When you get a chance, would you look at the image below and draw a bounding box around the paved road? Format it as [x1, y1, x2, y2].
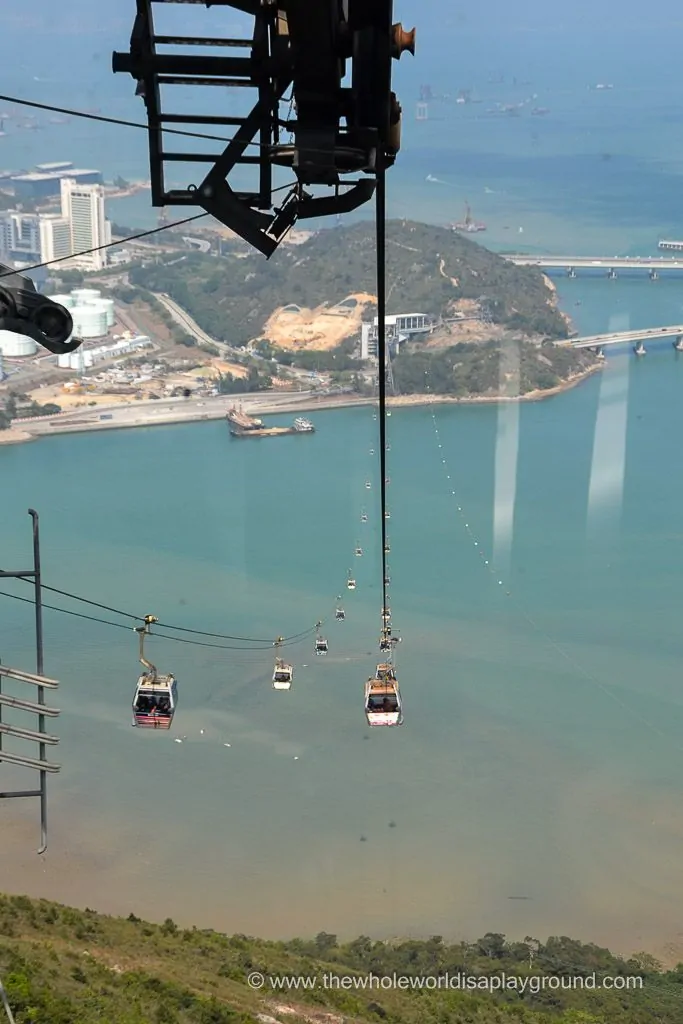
[20, 391, 374, 437]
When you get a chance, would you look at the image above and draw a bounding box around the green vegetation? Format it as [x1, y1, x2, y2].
[393, 339, 598, 398]
[128, 221, 569, 348]
[216, 366, 273, 394]
[1, 894, 682, 1023]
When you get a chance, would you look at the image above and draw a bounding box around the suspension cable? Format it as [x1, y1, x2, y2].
[375, 164, 389, 633]
[0, 572, 315, 645]
[0, 589, 308, 651]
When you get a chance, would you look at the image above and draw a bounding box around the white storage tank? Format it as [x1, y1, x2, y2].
[0, 329, 38, 357]
[48, 293, 75, 309]
[100, 297, 115, 327]
[72, 304, 108, 338]
[72, 289, 101, 305]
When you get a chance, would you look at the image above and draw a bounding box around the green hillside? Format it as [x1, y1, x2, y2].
[1, 893, 682, 1023]
[127, 221, 569, 348]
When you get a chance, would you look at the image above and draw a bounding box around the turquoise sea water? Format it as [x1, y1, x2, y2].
[3, 277, 683, 957]
[2, 4, 683, 959]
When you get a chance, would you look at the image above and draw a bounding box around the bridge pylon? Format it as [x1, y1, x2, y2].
[566, 267, 576, 278]
[650, 269, 659, 281]
[607, 268, 617, 279]
[634, 341, 646, 356]
[673, 336, 683, 352]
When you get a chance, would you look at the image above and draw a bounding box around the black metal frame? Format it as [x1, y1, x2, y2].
[0, 509, 61, 855]
[113, 0, 411, 256]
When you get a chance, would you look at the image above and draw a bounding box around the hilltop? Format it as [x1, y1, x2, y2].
[128, 220, 569, 351]
[1, 893, 682, 1023]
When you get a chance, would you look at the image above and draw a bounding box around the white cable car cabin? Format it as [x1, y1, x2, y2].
[361, 510, 368, 522]
[315, 635, 328, 655]
[365, 480, 372, 490]
[273, 657, 293, 690]
[365, 665, 403, 727]
[132, 617, 177, 730]
[347, 571, 356, 590]
[335, 599, 345, 620]
[355, 545, 363, 556]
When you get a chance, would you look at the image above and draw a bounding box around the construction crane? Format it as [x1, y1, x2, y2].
[112, 0, 415, 257]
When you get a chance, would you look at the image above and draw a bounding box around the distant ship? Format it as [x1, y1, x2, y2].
[452, 201, 486, 234]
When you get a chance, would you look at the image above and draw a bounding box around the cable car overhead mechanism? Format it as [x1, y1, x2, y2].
[132, 614, 178, 729]
[112, 0, 415, 257]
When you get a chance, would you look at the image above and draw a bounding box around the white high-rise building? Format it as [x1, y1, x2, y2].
[59, 178, 112, 271]
[39, 214, 72, 265]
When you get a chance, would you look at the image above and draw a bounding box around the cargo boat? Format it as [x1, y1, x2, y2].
[227, 405, 315, 438]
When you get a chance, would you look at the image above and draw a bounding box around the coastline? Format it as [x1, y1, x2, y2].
[0, 363, 602, 446]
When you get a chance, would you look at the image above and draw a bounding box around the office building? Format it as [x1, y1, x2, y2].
[60, 178, 112, 271]
[39, 214, 72, 265]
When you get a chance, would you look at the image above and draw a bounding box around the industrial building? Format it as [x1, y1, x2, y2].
[360, 312, 431, 359]
[56, 334, 152, 370]
[49, 288, 115, 339]
[10, 168, 103, 200]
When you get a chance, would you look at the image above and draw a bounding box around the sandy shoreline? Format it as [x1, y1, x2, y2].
[0, 364, 601, 446]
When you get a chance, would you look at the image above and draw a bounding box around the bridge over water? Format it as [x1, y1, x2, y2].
[504, 254, 683, 276]
[563, 325, 683, 351]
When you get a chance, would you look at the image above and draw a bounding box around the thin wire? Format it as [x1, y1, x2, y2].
[0, 92, 370, 162]
[0, 589, 307, 652]
[0, 213, 207, 279]
[375, 165, 389, 635]
[0, 177, 300, 279]
[0, 93, 254, 146]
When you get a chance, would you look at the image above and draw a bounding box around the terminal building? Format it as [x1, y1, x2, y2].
[360, 312, 431, 359]
[10, 167, 103, 201]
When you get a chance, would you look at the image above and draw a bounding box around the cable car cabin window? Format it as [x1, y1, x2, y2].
[367, 694, 399, 712]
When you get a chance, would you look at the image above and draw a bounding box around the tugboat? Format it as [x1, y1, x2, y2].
[293, 417, 315, 432]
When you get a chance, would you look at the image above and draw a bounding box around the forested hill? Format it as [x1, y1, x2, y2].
[1, 893, 682, 1023]
[129, 220, 568, 347]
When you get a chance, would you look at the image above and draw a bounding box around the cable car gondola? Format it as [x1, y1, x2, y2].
[335, 598, 346, 621]
[273, 658, 294, 689]
[273, 636, 293, 689]
[355, 545, 363, 557]
[315, 635, 328, 655]
[361, 510, 368, 522]
[365, 480, 372, 490]
[347, 570, 356, 590]
[132, 615, 178, 730]
[365, 663, 403, 727]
